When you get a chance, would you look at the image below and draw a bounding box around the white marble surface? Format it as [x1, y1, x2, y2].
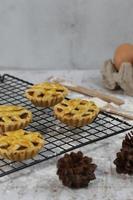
[0, 69, 133, 200]
[0, 1, 133, 69]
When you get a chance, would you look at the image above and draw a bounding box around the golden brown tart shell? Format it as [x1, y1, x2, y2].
[0, 105, 32, 134]
[0, 129, 45, 161]
[25, 82, 68, 107]
[54, 99, 100, 127]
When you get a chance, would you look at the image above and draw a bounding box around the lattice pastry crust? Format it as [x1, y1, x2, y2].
[25, 82, 68, 107]
[54, 99, 100, 127]
[0, 129, 45, 161]
[0, 105, 32, 133]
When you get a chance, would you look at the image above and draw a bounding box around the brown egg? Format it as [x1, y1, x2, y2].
[113, 43, 133, 71]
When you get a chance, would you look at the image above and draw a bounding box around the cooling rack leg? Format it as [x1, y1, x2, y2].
[0, 74, 4, 83]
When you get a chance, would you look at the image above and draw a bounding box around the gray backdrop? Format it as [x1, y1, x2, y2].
[0, 0, 132, 69]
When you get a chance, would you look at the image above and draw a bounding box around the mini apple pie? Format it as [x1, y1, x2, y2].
[25, 82, 68, 107]
[0, 129, 45, 161]
[54, 99, 100, 127]
[0, 105, 32, 133]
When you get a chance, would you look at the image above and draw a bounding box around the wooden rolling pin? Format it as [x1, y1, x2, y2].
[63, 85, 124, 106]
[101, 104, 133, 120]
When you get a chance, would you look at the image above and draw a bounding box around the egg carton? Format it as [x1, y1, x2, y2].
[101, 59, 133, 96]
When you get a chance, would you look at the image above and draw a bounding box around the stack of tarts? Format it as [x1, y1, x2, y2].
[0, 81, 100, 162]
[25, 81, 100, 127]
[0, 105, 45, 161]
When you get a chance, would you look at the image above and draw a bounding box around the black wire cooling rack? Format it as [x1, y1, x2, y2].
[0, 73, 132, 177]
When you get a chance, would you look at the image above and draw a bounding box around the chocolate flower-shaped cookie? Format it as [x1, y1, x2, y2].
[57, 151, 97, 188]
